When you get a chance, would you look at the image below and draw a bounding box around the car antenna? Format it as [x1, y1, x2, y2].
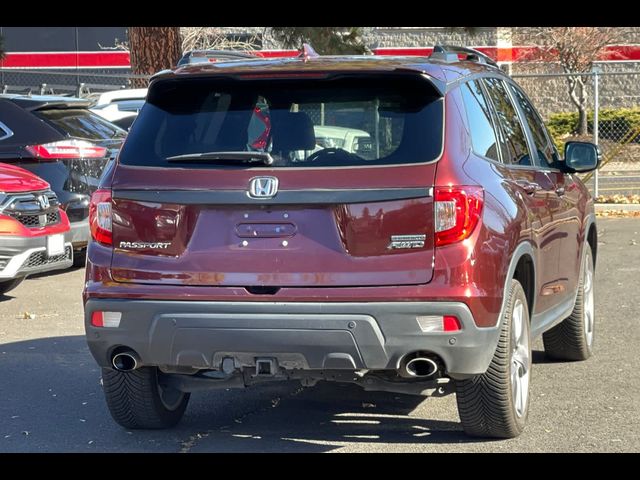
[299, 43, 320, 62]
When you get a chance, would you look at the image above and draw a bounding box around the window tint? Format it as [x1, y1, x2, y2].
[482, 78, 532, 166]
[461, 80, 500, 161]
[35, 109, 127, 141]
[119, 76, 444, 168]
[509, 84, 560, 167]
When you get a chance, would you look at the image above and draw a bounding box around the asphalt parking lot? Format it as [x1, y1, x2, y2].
[1, 217, 639, 453]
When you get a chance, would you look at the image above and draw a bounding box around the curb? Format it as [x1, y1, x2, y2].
[595, 203, 640, 211]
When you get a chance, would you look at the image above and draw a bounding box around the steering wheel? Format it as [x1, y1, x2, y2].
[307, 148, 350, 163]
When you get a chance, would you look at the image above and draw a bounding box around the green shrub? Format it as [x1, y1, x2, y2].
[545, 108, 640, 151]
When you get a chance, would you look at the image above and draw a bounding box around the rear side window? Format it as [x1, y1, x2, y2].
[508, 83, 560, 167]
[34, 109, 127, 141]
[460, 80, 500, 162]
[118, 75, 444, 168]
[482, 78, 532, 167]
[0, 121, 12, 141]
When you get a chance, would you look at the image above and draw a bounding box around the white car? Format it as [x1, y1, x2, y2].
[90, 88, 147, 130]
[313, 125, 374, 157]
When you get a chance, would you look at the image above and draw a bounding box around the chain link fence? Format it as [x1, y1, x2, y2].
[0, 69, 147, 98]
[3, 64, 640, 197]
[512, 66, 640, 198]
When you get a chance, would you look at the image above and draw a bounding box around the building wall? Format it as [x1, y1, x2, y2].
[511, 62, 640, 117]
[365, 27, 640, 117]
[2, 26, 638, 116]
[360, 27, 498, 48]
[218, 27, 640, 117]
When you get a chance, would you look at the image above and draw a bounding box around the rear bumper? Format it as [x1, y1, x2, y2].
[0, 234, 73, 279]
[84, 299, 502, 378]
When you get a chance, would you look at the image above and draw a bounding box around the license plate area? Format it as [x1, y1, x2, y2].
[46, 234, 65, 257]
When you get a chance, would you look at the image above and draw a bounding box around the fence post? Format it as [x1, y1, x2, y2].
[592, 66, 600, 198]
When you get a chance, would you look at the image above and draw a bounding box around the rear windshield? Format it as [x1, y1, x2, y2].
[119, 75, 443, 168]
[35, 108, 127, 141]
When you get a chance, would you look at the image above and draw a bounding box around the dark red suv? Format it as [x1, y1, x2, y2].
[83, 46, 599, 438]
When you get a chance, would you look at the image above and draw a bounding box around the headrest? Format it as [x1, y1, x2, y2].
[270, 111, 316, 152]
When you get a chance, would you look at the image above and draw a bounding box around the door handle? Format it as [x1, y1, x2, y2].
[555, 187, 565, 196]
[513, 180, 540, 195]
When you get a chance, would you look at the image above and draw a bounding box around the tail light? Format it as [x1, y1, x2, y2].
[435, 186, 484, 247]
[89, 189, 112, 245]
[26, 140, 107, 159]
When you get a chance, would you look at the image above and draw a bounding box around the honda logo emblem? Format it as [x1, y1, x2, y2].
[248, 177, 278, 199]
[38, 195, 50, 210]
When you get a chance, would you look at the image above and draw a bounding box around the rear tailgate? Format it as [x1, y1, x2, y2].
[110, 165, 437, 287]
[108, 72, 443, 288]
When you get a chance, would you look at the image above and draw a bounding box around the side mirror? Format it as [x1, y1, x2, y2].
[564, 141, 601, 173]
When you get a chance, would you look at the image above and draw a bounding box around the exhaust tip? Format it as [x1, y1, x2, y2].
[112, 351, 139, 372]
[405, 357, 438, 378]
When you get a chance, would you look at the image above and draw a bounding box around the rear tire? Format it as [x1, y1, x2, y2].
[456, 279, 531, 438]
[102, 366, 190, 429]
[543, 243, 595, 361]
[0, 277, 25, 296]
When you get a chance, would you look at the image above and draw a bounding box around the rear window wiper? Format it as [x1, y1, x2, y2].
[166, 151, 274, 165]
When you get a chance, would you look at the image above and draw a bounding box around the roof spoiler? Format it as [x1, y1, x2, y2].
[18, 99, 93, 112]
[430, 45, 499, 68]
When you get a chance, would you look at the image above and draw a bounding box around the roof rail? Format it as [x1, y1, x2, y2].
[430, 45, 499, 68]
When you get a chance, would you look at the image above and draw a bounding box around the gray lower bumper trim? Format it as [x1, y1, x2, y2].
[85, 300, 501, 377]
[0, 243, 73, 279]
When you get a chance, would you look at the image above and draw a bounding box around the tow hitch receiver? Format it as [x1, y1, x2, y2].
[255, 357, 278, 376]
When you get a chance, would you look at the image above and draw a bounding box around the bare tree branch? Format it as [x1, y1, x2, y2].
[523, 27, 630, 134]
[180, 27, 260, 52]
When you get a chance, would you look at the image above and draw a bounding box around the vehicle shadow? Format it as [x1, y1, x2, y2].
[532, 349, 560, 364]
[182, 381, 483, 452]
[24, 265, 85, 280]
[0, 335, 496, 452]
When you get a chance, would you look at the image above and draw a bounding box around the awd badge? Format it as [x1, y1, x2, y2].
[387, 234, 426, 250]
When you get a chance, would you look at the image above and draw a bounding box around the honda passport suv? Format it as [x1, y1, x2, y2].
[83, 46, 599, 438]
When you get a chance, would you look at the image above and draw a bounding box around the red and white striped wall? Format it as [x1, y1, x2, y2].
[1, 45, 640, 69]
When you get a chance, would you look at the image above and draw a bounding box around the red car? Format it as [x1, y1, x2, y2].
[0, 162, 72, 295]
[84, 46, 599, 438]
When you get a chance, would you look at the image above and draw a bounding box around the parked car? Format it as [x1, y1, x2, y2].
[0, 162, 72, 295]
[313, 125, 374, 158]
[0, 95, 126, 266]
[83, 46, 599, 438]
[177, 49, 258, 67]
[90, 88, 147, 131]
